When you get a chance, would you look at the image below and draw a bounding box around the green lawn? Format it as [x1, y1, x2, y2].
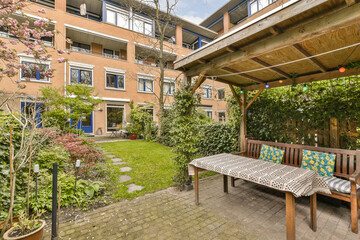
[98, 140, 176, 199]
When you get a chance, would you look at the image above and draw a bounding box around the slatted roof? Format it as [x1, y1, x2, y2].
[174, 0, 360, 91]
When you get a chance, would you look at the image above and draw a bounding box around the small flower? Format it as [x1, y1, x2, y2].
[38, 8, 46, 14]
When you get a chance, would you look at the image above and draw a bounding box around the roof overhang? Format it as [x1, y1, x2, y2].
[175, 0, 360, 91]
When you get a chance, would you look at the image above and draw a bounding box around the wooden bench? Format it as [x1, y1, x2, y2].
[231, 139, 360, 233]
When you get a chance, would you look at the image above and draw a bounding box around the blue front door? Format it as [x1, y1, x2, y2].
[77, 112, 93, 133]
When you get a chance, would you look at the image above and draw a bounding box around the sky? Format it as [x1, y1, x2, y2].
[173, 0, 228, 25]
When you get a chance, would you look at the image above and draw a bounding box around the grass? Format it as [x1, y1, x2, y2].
[98, 140, 176, 199]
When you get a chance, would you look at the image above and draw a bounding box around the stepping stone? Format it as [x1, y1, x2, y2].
[106, 155, 116, 158]
[119, 175, 132, 183]
[111, 158, 123, 162]
[112, 162, 126, 165]
[127, 183, 143, 193]
[120, 167, 132, 172]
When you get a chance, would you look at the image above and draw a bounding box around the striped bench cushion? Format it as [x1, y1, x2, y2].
[323, 177, 360, 194]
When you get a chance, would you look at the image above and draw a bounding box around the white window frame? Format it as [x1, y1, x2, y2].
[217, 111, 226, 122]
[19, 56, 51, 83]
[137, 73, 154, 93]
[163, 78, 176, 95]
[68, 62, 94, 87]
[138, 103, 154, 121]
[249, 0, 276, 15]
[104, 67, 126, 91]
[217, 87, 225, 100]
[202, 85, 213, 99]
[105, 103, 125, 133]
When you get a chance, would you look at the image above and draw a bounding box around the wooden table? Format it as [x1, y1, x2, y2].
[189, 154, 331, 240]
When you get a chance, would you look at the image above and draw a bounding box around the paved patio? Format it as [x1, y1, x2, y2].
[45, 175, 359, 240]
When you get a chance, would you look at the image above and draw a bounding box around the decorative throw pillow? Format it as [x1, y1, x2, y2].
[301, 150, 336, 177]
[259, 144, 284, 164]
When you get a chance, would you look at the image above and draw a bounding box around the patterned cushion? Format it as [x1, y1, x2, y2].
[301, 150, 335, 177]
[323, 177, 360, 194]
[259, 144, 284, 164]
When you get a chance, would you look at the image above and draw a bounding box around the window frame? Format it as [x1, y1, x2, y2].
[106, 104, 125, 133]
[249, 0, 276, 15]
[105, 71, 126, 91]
[218, 111, 226, 122]
[217, 88, 225, 100]
[206, 110, 213, 119]
[202, 85, 213, 99]
[163, 80, 176, 95]
[20, 59, 50, 83]
[137, 75, 154, 93]
[70, 67, 93, 86]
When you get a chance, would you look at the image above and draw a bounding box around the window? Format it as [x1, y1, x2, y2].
[163, 81, 175, 95]
[106, 10, 116, 24]
[145, 107, 154, 120]
[206, 111, 213, 119]
[106, 73, 125, 90]
[21, 61, 50, 82]
[71, 42, 91, 53]
[133, 17, 153, 36]
[144, 23, 153, 36]
[133, 19, 144, 33]
[217, 89, 225, 100]
[70, 68, 92, 85]
[163, 108, 171, 117]
[249, 0, 276, 15]
[21, 102, 44, 127]
[138, 77, 153, 93]
[202, 86, 212, 99]
[107, 105, 124, 132]
[117, 12, 129, 29]
[218, 112, 226, 122]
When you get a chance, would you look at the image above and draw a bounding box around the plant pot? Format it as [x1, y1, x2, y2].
[3, 220, 46, 240]
[0, 217, 19, 233]
[129, 134, 137, 140]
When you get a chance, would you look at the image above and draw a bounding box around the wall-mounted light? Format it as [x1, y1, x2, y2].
[97, 108, 103, 112]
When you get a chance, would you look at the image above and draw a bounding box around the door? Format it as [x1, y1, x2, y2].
[77, 112, 93, 133]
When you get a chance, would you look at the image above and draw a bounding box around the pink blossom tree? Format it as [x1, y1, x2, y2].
[0, 0, 68, 107]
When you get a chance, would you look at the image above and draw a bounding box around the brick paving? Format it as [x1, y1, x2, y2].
[45, 175, 359, 240]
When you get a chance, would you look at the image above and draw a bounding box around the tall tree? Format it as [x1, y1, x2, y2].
[125, 0, 180, 137]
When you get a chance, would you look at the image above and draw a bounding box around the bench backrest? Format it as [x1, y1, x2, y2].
[244, 139, 360, 180]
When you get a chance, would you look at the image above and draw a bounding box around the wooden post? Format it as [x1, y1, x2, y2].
[223, 175, 228, 193]
[350, 182, 358, 233]
[194, 166, 199, 205]
[286, 192, 295, 240]
[240, 91, 247, 152]
[310, 193, 317, 232]
[330, 118, 340, 148]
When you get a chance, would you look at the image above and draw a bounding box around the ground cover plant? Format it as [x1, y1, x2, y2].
[98, 140, 176, 199]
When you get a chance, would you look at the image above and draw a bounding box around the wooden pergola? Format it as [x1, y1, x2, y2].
[174, 0, 360, 152]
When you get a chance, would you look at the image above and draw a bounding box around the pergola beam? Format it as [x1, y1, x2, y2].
[243, 67, 360, 91]
[246, 89, 264, 110]
[346, 0, 356, 6]
[182, 2, 360, 77]
[191, 71, 207, 94]
[229, 84, 243, 107]
[291, 44, 328, 72]
[251, 57, 291, 79]
[222, 67, 264, 83]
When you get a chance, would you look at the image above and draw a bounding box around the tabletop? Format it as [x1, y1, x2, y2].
[189, 153, 331, 198]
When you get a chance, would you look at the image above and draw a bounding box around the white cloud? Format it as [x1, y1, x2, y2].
[180, 15, 203, 24]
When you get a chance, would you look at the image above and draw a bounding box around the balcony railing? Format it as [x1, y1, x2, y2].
[135, 58, 174, 70]
[70, 46, 91, 54]
[69, 47, 127, 61]
[0, 31, 53, 46]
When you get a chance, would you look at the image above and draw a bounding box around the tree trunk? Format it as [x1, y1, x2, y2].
[157, 33, 165, 137]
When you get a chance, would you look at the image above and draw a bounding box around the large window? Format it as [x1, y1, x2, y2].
[21, 61, 50, 82]
[163, 81, 175, 95]
[249, 0, 277, 15]
[133, 17, 153, 36]
[70, 68, 92, 85]
[206, 110, 213, 119]
[106, 73, 125, 90]
[138, 77, 153, 93]
[107, 105, 124, 132]
[217, 88, 225, 100]
[117, 12, 129, 28]
[103, 48, 120, 59]
[21, 102, 45, 127]
[202, 86, 212, 99]
[106, 10, 116, 24]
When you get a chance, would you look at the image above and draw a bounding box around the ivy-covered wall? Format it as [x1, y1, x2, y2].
[235, 77, 360, 149]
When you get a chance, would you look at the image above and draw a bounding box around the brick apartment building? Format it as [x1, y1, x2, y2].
[0, 0, 284, 135]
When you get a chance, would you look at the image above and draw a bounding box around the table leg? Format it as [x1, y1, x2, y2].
[310, 193, 317, 232]
[194, 166, 199, 205]
[223, 175, 228, 193]
[286, 192, 295, 240]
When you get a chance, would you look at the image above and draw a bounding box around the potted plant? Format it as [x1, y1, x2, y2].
[3, 211, 46, 240]
[125, 122, 142, 140]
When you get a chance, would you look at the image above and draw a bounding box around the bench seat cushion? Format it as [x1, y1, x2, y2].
[323, 177, 360, 194]
[301, 150, 335, 177]
[259, 144, 284, 164]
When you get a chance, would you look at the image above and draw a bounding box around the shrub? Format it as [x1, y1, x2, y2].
[34, 145, 70, 172]
[197, 123, 239, 156]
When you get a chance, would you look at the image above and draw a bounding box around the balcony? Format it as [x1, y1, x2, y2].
[30, 0, 54, 8]
[66, 0, 102, 22]
[135, 44, 176, 70]
[66, 27, 128, 61]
